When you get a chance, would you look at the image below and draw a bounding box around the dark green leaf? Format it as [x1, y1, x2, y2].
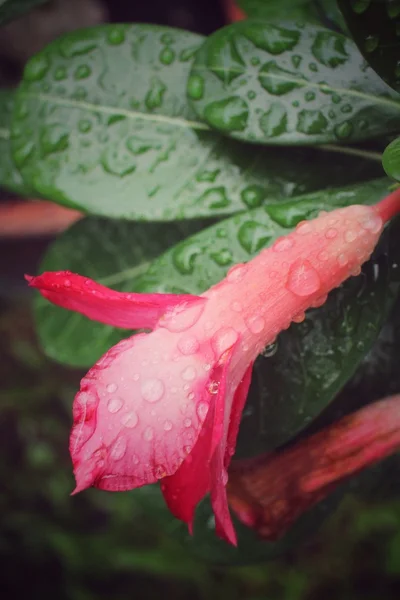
[188, 20, 400, 145]
[382, 137, 400, 180]
[34, 218, 208, 366]
[338, 0, 400, 93]
[0, 0, 47, 26]
[11, 24, 382, 220]
[236, 0, 320, 21]
[0, 89, 33, 194]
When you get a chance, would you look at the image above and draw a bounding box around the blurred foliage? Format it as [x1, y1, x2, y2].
[1, 298, 400, 598]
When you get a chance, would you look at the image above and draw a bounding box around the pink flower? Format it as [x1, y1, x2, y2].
[228, 394, 400, 540]
[27, 190, 400, 545]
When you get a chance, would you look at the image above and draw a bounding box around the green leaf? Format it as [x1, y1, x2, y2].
[382, 137, 400, 180]
[11, 24, 382, 221]
[34, 218, 209, 366]
[0, 0, 47, 26]
[188, 20, 400, 145]
[338, 0, 400, 93]
[236, 0, 320, 21]
[0, 89, 33, 195]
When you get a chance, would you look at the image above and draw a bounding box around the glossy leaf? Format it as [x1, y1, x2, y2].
[188, 20, 400, 145]
[0, 89, 32, 195]
[0, 0, 47, 26]
[382, 137, 400, 180]
[236, 0, 320, 21]
[34, 218, 208, 366]
[338, 0, 400, 93]
[35, 178, 400, 456]
[11, 24, 383, 221]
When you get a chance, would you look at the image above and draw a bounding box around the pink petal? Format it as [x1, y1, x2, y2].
[26, 271, 204, 330]
[160, 356, 230, 531]
[70, 328, 215, 493]
[224, 362, 253, 468]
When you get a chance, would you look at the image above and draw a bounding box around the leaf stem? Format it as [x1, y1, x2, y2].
[319, 144, 383, 163]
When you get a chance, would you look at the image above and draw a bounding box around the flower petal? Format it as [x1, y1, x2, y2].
[70, 328, 214, 493]
[26, 271, 204, 330]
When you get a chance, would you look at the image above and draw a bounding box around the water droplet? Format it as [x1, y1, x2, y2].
[311, 294, 327, 308]
[196, 187, 230, 210]
[172, 241, 201, 275]
[54, 66, 67, 81]
[338, 253, 348, 267]
[309, 62, 318, 72]
[311, 31, 349, 68]
[222, 470, 229, 485]
[286, 260, 321, 297]
[184, 418, 192, 428]
[292, 54, 302, 68]
[325, 228, 338, 239]
[107, 396, 123, 414]
[305, 91, 315, 101]
[340, 103, 352, 113]
[64, 279, 71, 287]
[261, 340, 278, 357]
[121, 411, 139, 428]
[107, 27, 125, 45]
[246, 316, 265, 334]
[292, 312, 305, 323]
[187, 74, 204, 100]
[197, 402, 208, 422]
[74, 64, 91, 80]
[238, 221, 272, 253]
[259, 103, 287, 137]
[251, 56, 260, 66]
[110, 437, 127, 461]
[365, 34, 379, 53]
[159, 46, 175, 65]
[78, 119, 92, 133]
[245, 23, 300, 54]
[145, 76, 166, 109]
[160, 301, 204, 333]
[164, 420, 173, 431]
[247, 90, 256, 100]
[259, 61, 304, 95]
[184, 445, 192, 455]
[210, 248, 233, 266]
[196, 169, 219, 183]
[141, 379, 164, 403]
[273, 237, 294, 252]
[208, 381, 219, 395]
[154, 464, 167, 479]
[25, 53, 50, 82]
[178, 336, 199, 356]
[241, 185, 265, 209]
[143, 426, 154, 441]
[212, 327, 238, 354]
[182, 366, 196, 381]
[231, 301, 242, 312]
[204, 97, 249, 131]
[296, 221, 312, 235]
[334, 121, 353, 139]
[227, 264, 247, 283]
[296, 109, 328, 135]
[107, 383, 118, 393]
[317, 250, 329, 262]
[360, 214, 382, 233]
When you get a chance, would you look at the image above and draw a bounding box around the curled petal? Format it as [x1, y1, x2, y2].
[26, 271, 204, 330]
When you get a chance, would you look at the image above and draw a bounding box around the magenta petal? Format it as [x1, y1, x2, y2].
[224, 363, 253, 468]
[26, 271, 204, 330]
[160, 355, 231, 530]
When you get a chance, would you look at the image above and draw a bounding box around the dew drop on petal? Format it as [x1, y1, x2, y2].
[178, 335, 199, 355]
[338, 253, 348, 267]
[184, 418, 192, 428]
[227, 263, 247, 283]
[164, 420, 173, 431]
[212, 327, 238, 354]
[286, 260, 321, 297]
[181, 366, 197, 381]
[292, 311, 305, 323]
[197, 401, 208, 421]
[154, 464, 167, 479]
[360, 214, 382, 234]
[273, 237, 294, 252]
[110, 437, 127, 461]
[261, 340, 278, 357]
[143, 426, 154, 441]
[311, 294, 327, 308]
[141, 378, 164, 403]
[246, 316, 265, 334]
[121, 411, 139, 429]
[64, 279, 71, 287]
[344, 230, 357, 243]
[317, 250, 329, 262]
[325, 228, 338, 239]
[107, 396, 124, 414]
[296, 221, 312, 235]
[184, 445, 192, 455]
[107, 383, 118, 393]
[208, 381, 219, 395]
[222, 469, 229, 485]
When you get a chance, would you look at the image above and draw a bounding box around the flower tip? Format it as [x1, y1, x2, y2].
[375, 187, 400, 223]
[24, 274, 34, 285]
